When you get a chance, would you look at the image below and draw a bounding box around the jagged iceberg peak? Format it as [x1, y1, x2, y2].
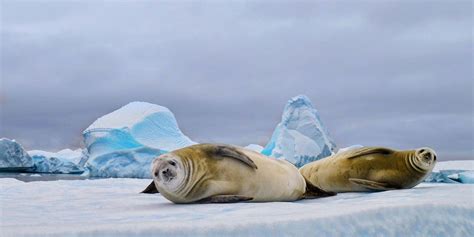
[0, 138, 34, 171]
[83, 101, 196, 178]
[262, 95, 336, 167]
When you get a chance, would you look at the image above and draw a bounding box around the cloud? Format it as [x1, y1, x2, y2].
[1, 1, 472, 160]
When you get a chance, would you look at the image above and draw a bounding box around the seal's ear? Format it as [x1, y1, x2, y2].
[344, 147, 395, 159]
[208, 144, 257, 169]
[141, 181, 159, 194]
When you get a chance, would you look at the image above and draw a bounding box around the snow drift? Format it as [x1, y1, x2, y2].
[83, 101, 196, 178]
[261, 95, 336, 167]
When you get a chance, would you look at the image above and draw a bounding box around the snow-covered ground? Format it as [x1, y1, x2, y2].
[1, 178, 472, 237]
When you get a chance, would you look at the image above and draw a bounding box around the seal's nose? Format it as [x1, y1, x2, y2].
[160, 167, 176, 182]
[416, 147, 437, 162]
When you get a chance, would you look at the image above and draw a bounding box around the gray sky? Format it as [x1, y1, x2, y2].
[1, 1, 472, 161]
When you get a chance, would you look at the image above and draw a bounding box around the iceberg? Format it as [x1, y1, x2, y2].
[458, 171, 474, 183]
[27, 149, 85, 174]
[245, 144, 264, 153]
[83, 101, 196, 178]
[261, 95, 336, 167]
[0, 138, 33, 171]
[424, 160, 474, 184]
[337, 145, 364, 154]
[85, 147, 164, 178]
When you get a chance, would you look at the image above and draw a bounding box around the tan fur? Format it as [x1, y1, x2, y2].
[299, 147, 436, 192]
[153, 144, 307, 203]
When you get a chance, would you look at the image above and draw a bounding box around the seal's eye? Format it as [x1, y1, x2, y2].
[168, 161, 176, 166]
[419, 149, 425, 153]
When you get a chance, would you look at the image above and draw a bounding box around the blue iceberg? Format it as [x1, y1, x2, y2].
[458, 171, 474, 183]
[261, 95, 336, 167]
[83, 101, 196, 178]
[0, 138, 34, 171]
[27, 149, 85, 174]
[424, 160, 474, 184]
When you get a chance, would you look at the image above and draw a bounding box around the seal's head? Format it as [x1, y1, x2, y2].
[411, 147, 437, 172]
[152, 153, 186, 193]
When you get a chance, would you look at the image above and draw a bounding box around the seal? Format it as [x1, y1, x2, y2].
[299, 147, 437, 192]
[142, 143, 334, 203]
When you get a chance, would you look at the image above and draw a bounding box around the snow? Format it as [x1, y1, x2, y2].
[0, 138, 33, 171]
[27, 149, 85, 174]
[1, 178, 472, 237]
[261, 95, 336, 167]
[83, 102, 196, 178]
[425, 160, 474, 184]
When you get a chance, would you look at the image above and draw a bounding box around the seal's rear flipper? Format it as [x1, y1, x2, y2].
[304, 179, 336, 199]
[141, 181, 159, 194]
[349, 178, 398, 191]
[197, 195, 253, 203]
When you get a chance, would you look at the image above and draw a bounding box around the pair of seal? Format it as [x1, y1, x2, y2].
[142, 144, 334, 203]
[299, 147, 437, 192]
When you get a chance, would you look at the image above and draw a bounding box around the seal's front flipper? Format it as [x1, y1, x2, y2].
[198, 195, 253, 203]
[344, 147, 395, 159]
[349, 178, 398, 191]
[141, 181, 159, 194]
[304, 179, 336, 199]
[210, 144, 258, 169]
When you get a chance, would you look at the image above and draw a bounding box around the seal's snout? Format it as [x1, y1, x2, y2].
[416, 147, 437, 163]
[161, 168, 177, 182]
[153, 162, 178, 183]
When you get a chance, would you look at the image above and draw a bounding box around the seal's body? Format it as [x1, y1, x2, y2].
[142, 144, 334, 203]
[299, 147, 437, 192]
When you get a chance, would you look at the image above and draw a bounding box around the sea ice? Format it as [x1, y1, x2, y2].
[83, 101, 196, 178]
[0, 138, 33, 171]
[261, 95, 336, 167]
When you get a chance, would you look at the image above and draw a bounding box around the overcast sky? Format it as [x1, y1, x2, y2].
[1, 1, 472, 161]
